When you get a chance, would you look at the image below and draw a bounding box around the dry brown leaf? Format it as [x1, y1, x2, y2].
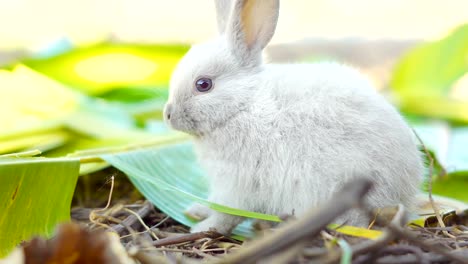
[2, 222, 135, 264]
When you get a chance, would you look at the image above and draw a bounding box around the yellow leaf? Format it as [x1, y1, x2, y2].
[0, 65, 77, 133]
[328, 224, 383, 240]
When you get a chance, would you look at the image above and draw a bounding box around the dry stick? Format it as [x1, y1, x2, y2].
[89, 175, 116, 230]
[386, 224, 468, 264]
[367, 204, 468, 263]
[119, 215, 171, 239]
[260, 241, 308, 264]
[412, 129, 455, 239]
[352, 205, 468, 264]
[121, 207, 168, 258]
[152, 231, 224, 247]
[357, 254, 426, 264]
[214, 177, 373, 264]
[376, 244, 427, 264]
[131, 251, 167, 264]
[132, 251, 196, 264]
[91, 176, 115, 214]
[112, 200, 154, 235]
[94, 214, 138, 233]
[151, 216, 171, 229]
[123, 207, 160, 240]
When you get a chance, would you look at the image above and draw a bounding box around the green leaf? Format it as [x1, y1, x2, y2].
[0, 131, 69, 155]
[392, 24, 468, 97]
[338, 239, 352, 264]
[78, 161, 110, 175]
[0, 158, 80, 257]
[0, 65, 78, 135]
[328, 224, 382, 240]
[432, 171, 468, 202]
[43, 97, 162, 157]
[0, 150, 42, 158]
[391, 24, 468, 122]
[24, 43, 189, 96]
[102, 142, 281, 238]
[97, 86, 168, 103]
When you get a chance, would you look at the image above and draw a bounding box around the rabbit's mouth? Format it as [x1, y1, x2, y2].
[166, 113, 199, 135]
[163, 102, 195, 133]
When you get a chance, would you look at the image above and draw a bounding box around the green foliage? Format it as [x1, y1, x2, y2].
[391, 24, 468, 202]
[391, 24, 468, 122]
[24, 43, 189, 95]
[432, 171, 468, 203]
[97, 86, 168, 103]
[0, 63, 171, 157]
[0, 158, 80, 257]
[392, 24, 468, 96]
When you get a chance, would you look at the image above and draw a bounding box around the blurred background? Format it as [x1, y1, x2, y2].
[0, 0, 467, 198]
[0, 0, 467, 47]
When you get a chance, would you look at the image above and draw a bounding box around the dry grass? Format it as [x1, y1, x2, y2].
[68, 173, 468, 264]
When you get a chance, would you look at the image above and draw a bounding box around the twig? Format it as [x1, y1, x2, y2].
[89, 175, 116, 228]
[367, 204, 468, 263]
[376, 244, 427, 264]
[144, 247, 215, 254]
[214, 178, 373, 264]
[412, 129, 455, 238]
[151, 216, 171, 229]
[123, 207, 159, 240]
[90, 176, 115, 215]
[131, 250, 197, 264]
[112, 201, 154, 235]
[258, 241, 307, 264]
[387, 223, 468, 263]
[355, 251, 452, 264]
[152, 231, 224, 247]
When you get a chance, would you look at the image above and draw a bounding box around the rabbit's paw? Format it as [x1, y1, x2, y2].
[184, 203, 212, 221]
[190, 212, 243, 235]
[190, 217, 231, 234]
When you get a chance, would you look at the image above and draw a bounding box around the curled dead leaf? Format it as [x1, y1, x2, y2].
[1, 222, 135, 264]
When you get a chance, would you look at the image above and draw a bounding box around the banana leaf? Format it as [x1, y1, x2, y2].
[391, 24, 468, 122]
[0, 157, 80, 257]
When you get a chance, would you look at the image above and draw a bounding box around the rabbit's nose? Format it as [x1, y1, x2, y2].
[164, 103, 172, 121]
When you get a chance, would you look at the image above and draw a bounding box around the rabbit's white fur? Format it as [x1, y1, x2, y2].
[164, 0, 424, 234]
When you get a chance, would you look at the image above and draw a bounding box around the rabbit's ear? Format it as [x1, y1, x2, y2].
[227, 0, 279, 62]
[214, 0, 232, 34]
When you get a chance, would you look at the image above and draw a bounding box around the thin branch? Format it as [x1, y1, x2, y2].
[89, 175, 116, 229]
[152, 231, 224, 247]
[412, 128, 455, 238]
[376, 244, 427, 264]
[387, 222, 468, 263]
[112, 200, 154, 235]
[123, 207, 160, 240]
[90, 175, 115, 215]
[215, 178, 373, 264]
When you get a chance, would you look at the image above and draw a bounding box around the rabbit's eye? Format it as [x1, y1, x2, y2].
[195, 77, 213, 92]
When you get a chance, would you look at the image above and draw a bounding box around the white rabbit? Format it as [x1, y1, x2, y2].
[164, 0, 424, 234]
